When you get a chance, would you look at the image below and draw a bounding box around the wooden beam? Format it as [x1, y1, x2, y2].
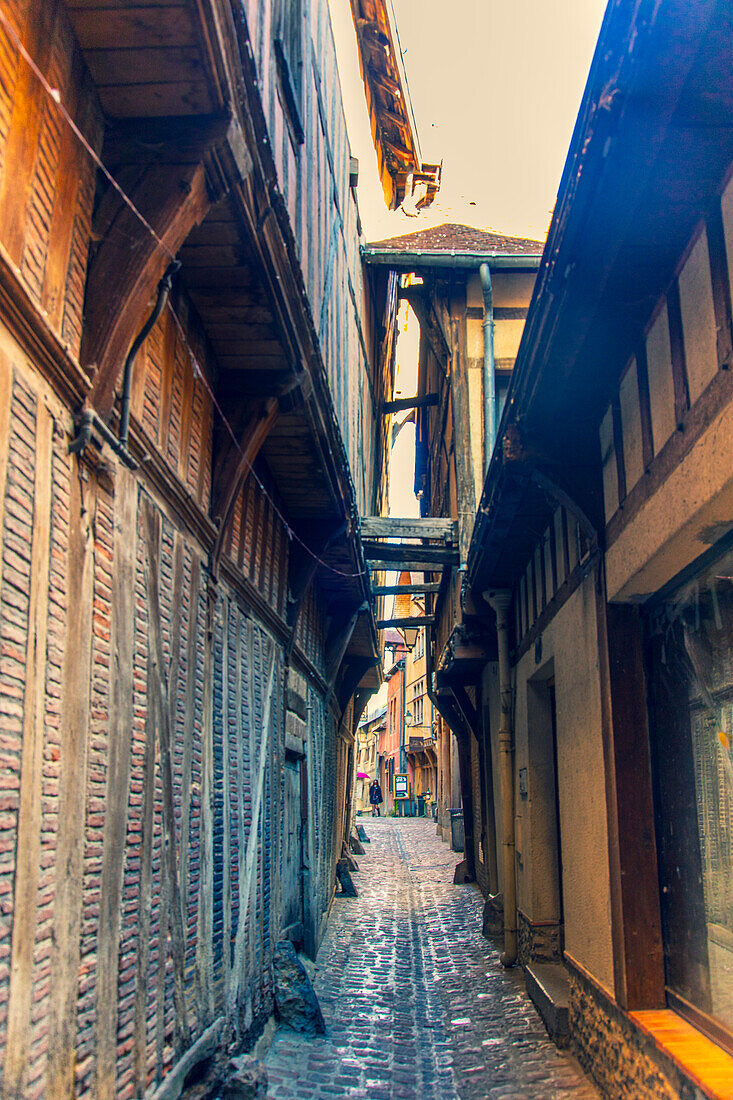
[103, 113, 233, 167]
[376, 616, 436, 629]
[84, 161, 212, 417]
[401, 285, 450, 365]
[450, 684, 480, 742]
[600, 601, 665, 1011]
[372, 582, 440, 596]
[368, 559, 447, 574]
[3, 404, 53, 1098]
[325, 603, 368, 690]
[361, 516, 456, 541]
[382, 393, 439, 413]
[286, 519, 347, 652]
[363, 540, 458, 566]
[211, 397, 279, 576]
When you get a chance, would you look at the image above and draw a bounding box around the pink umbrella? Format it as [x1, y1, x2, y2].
[356, 771, 370, 779]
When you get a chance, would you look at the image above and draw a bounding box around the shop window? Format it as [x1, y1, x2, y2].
[645, 543, 733, 1052]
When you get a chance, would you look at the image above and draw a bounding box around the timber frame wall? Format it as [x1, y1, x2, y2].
[0, 0, 388, 1096]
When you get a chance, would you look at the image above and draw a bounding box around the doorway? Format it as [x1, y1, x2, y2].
[526, 663, 564, 959]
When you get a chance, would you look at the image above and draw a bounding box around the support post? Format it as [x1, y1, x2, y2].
[485, 590, 516, 967]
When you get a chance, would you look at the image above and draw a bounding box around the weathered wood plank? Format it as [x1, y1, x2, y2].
[221, 601, 232, 992]
[0, 1, 58, 265]
[360, 517, 456, 541]
[179, 553, 200, 934]
[46, 463, 97, 1099]
[141, 501, 190, 1053]
[40, 46, 88, 331]
[95, 467, 138, 1100]
[232, 609, 246, 1004]
[71, 6, 196, 49]
[195, 582, 216, 1025]
[362, 541, 458, 565]
[227, 643, 277, 1016]
[133, 653, 158, 1097]
[0, 349, 11, 604]
[376, 616, 436, 629]
[2, 402, 53, 1099]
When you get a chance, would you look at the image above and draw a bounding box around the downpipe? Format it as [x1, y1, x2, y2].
[485, 589, 516, 967]
[119, 259, 180, 447]
[68, 406, 138, 470]
[479, 262, 495, 472]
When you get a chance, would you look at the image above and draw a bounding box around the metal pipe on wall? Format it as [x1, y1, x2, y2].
[479, 262, 496, 471]
[484, 589, 517, 967]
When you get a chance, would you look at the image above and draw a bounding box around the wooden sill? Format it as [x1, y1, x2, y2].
[630, 1010, 733, 1099]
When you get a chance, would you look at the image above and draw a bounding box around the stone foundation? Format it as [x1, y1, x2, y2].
[566, 960, 701, 1099]
[517, 910, 563, 966]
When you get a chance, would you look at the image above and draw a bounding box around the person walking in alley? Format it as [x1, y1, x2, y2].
[369, 778, 383, 816]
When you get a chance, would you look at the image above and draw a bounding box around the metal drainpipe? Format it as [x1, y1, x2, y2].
[119, 259, 180, 448]
[400, 653, 407, 815]
[479, 263, 495, 472]
[485, 589, 516, 967]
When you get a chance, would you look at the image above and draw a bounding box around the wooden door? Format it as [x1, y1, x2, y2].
[281, 757, 304, 943]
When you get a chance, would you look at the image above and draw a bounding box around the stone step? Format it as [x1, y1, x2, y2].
[524, 962, 571, 1047]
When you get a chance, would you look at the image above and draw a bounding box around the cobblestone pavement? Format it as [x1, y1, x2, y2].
[265, 817, 598, 1099]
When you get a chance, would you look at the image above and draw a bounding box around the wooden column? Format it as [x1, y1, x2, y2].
[95, 469, 138, 1100]
[3, 403, 53, 1099]
[46, 462, 97, 1099]
[597, 585, 665, 1010]
[448, 286, 476, 563]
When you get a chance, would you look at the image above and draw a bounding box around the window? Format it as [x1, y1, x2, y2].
[415, 630, 424, 659]
[274, 0, 304, 145]
[645, 542, 733, 1052]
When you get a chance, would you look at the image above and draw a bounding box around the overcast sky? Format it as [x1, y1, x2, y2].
[329, 0, 608, 243]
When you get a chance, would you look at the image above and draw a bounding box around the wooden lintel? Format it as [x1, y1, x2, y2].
[361, 516, 456, 541]
[372, 583, 440, 596]
[376, 616, 435, 630]
[382, 394, 439, 414]
[363, 541, 458, 566]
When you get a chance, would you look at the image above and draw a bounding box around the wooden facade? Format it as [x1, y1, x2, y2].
[0, 0, 392, 1095]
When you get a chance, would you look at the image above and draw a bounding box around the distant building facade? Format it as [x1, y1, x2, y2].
[354, 705, 386, 813]
[364, 222, 540, 863]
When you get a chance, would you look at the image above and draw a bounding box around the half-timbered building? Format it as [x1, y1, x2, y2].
[0, 0, 415, 1094]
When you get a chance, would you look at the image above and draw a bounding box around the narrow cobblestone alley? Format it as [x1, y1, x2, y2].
[265, 819, 598, 1099]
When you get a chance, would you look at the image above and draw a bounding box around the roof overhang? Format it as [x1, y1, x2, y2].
[467, 0, 733, 598]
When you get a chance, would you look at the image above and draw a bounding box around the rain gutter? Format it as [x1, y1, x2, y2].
[361, 248, 542, 270]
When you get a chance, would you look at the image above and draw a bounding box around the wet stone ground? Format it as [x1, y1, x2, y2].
[265, 817, 598, 1099]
